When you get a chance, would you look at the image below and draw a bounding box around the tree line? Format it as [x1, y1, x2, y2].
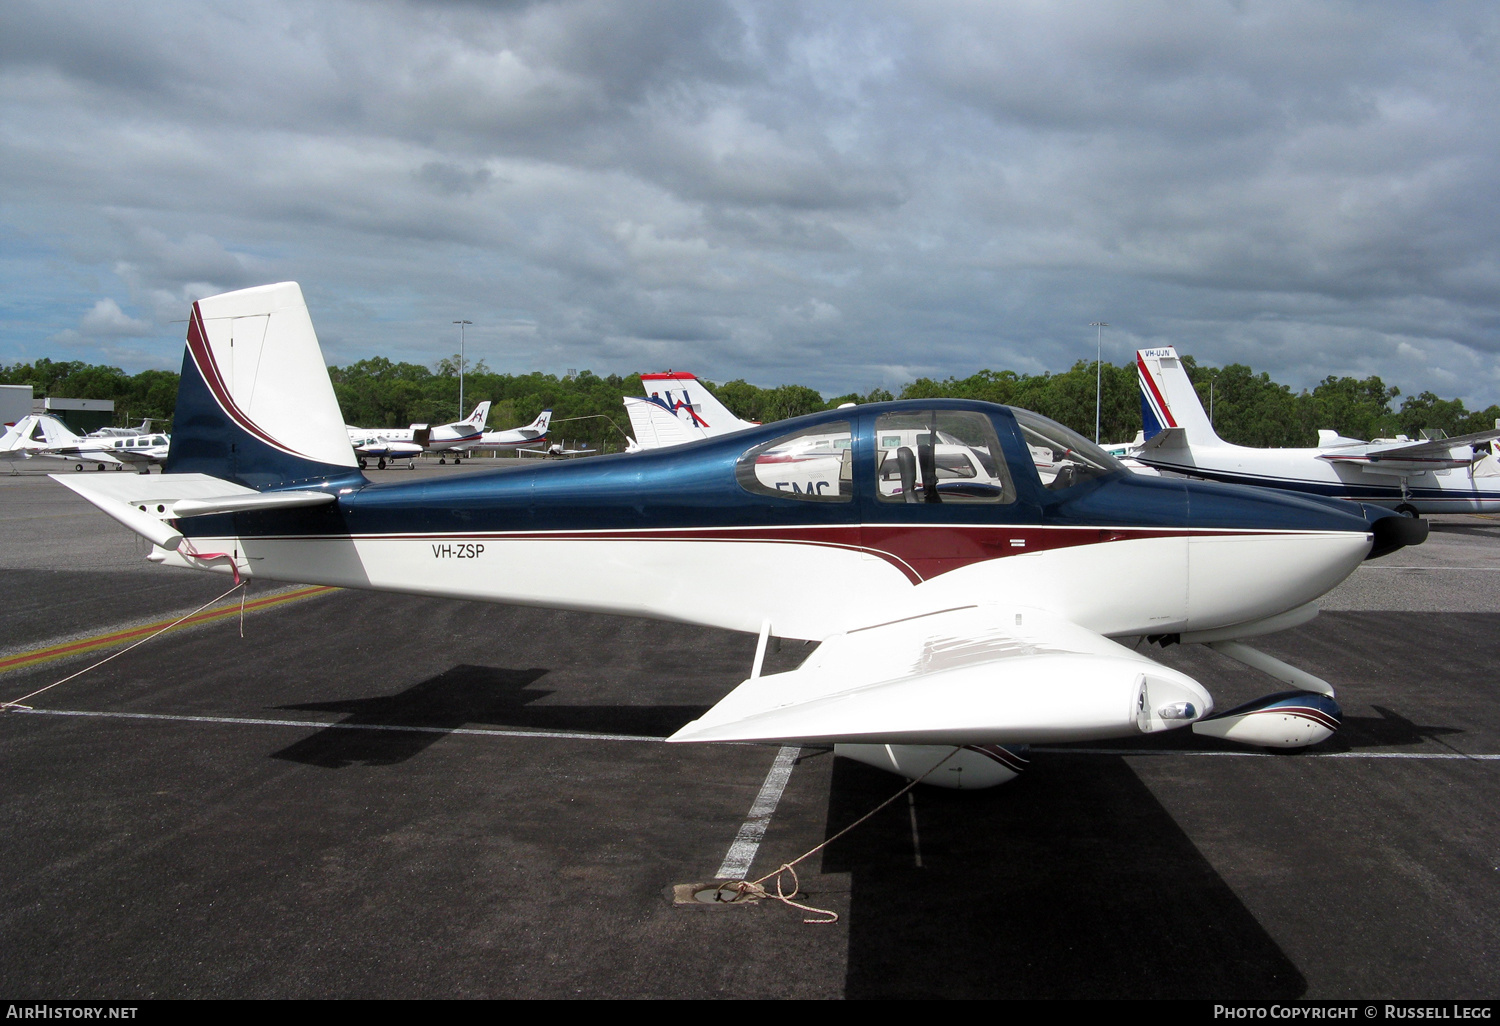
[5, 351, 1497, 452]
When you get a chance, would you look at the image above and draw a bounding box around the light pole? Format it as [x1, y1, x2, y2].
[1090, 322, 1108, 443]
[453, 320, 472, 418]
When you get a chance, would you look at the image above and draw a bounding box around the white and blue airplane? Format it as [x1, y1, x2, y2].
[472, 410, 553, 454]
[348, 401, 494, 468]
[0, 415, 169, 472]
[1134, 346, 1500, 516]
[50, 284, 1427, 788]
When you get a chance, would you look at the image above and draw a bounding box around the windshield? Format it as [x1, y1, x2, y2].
[1010, 408, 1124, 491]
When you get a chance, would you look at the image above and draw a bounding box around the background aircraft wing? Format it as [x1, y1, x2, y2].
[668, 605, 1210, 746]
[33, 444, 124, 466]
[1321, 427, 1500, 462]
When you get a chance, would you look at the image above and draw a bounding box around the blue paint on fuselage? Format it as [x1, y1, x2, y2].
[185, 400, 1381, 541]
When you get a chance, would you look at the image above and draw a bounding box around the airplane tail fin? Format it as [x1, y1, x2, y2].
[1136, 347, 1222, 445]
[532, 409, 552, 433]
[165, 282, 361, 490]
[638, 372, 755, 435]
[2, 414, 82, 450]
[463, 401, 492, 429]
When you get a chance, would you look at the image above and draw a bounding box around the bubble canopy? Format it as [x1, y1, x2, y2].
[1009, 407, 1125, 490]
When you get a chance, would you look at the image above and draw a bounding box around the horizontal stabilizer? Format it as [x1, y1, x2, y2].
[51, 473, 336, 549]
[668, 606, 1212, 746]
[1137, 426, 1188, 453]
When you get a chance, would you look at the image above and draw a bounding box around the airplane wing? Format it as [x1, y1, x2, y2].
[1318, 427, 1500, 463]
[668, 605, 1211, 746]
[32, 445, 124, 466]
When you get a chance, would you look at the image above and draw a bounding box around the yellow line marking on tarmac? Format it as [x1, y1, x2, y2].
[0, 586, 337, 674]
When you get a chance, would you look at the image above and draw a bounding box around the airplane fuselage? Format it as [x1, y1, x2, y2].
[157, 401, 1386, 643]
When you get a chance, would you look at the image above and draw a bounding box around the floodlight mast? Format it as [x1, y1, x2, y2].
[453, 320, 472, 419]
[1090, 322, 1108, 443]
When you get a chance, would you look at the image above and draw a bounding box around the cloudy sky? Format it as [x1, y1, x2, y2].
[2, 0, 1498, 405]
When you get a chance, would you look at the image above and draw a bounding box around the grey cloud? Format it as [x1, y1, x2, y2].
[1, 1, 1499, 407]
[414, 161, 495, 196]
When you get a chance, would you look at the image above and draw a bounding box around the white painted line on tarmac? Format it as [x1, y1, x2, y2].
[1040, 747, 1500, 760]
[716, 745, 802, 880]
[7, 706, 664, 743]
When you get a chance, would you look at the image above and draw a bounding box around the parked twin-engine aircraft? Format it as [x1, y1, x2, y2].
[89, 419, 161, 439]
[624, 372, 756, 450]
[52, 284, 1428, 789]
[77, 429, 171, 471]
[347, 401, 493, 468]
[0, 415, 169, 472]
[518, 440, 595, 459]
[1134, 346, 1500, 515]
[471, 411, 553, 454]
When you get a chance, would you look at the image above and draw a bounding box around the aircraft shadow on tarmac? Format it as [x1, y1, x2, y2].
[818, 755, 1307, 1000]
[1328, 705, 1465, 751]
[269, 664, 710, 769]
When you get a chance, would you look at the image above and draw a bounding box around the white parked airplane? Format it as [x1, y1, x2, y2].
[470, 411, 553, 453]
[348, 401, 493, 468]
[0, 414, 168, 472]
[79, 429, 171, 471]
[51, 283, 1428, 790]
[518, 440, 596, 459]
[624, 372, 756, 449]
[89, 419, 161, 439]
[1134, 346, 1500, 515]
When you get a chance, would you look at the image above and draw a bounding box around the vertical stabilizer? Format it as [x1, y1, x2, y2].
[639, 373, 755, 436]
[624, 396, 700, 449]
[462, 401, 492, 429]
[1, 414, 83, 451]
[1137, 347, 1221, 445]
[166, 282, 361, 489]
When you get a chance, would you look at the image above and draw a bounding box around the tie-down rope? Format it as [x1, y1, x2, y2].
[1, 578, 247, 712]
[716, 746, 961, 924]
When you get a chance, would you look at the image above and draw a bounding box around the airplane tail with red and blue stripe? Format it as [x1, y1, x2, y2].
[1136, 346, 1223, 446]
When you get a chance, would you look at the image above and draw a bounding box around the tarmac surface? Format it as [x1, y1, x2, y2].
[1, 462, 1498, 999]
